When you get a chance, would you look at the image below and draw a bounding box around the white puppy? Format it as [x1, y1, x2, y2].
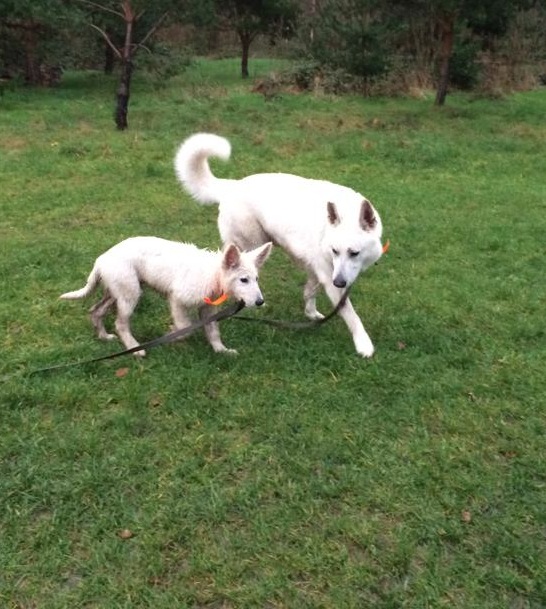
[174, 133, 385, 357]
[60, 237, 272, 357]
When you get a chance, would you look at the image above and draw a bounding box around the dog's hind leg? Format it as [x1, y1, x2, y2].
[114, 297, 146, 357]
[323, 283, 374, 358]
[89, 293, 116, 341]
[304, 275, 325, 321]
[198, 307, 238, 355]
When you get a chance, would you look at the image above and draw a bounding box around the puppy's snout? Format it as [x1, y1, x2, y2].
[333, 277, 347, 289]
[255, 297, 265, 307]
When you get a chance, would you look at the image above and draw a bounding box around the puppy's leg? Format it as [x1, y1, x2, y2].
[323, 283, 374, 358]
[169, 298, 192, 332]
[114, 297, 146, 357]
[198, 307, 238, 355]
[89, 293, 116, 340]
[304, 275, 325, 321]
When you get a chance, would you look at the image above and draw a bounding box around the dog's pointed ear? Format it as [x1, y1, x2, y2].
[223, 244, 241, 269]
[252, 242, 273, 269]
[327, 202, 340, 226]
[360, 199, 377, 231]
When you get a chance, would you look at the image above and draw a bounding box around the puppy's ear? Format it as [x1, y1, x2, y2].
[360, 199, 377, 231]
[327, 201, 340, 226]
[252, 242, 273, 269]
[223, 244, 241, 269]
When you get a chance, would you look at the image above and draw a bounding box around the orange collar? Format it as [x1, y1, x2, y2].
[204, 293, 228, 306]
[382, 239, 390, 254]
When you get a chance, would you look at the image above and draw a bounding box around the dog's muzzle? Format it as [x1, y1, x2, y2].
[255, 297, 265, 307]
[333, 277, 347, 289]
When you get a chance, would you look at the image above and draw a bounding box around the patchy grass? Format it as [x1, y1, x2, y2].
[1, 59, 545, 608]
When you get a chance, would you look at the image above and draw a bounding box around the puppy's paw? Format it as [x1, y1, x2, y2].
[133, 349, 146, 358]
[305, 310, 325, 321]
[222, 348, 239, 356]
[98, 332, 117, 341]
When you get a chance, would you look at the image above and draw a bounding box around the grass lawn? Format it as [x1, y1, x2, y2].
[1, 58, 545, 608]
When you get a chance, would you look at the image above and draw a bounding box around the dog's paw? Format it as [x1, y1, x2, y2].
[357, 345, 374, 358]
[133, 349, 147, 358]
[355, 338, 374, 358]
[222, 348, 239, 356]
[98, 332, 117, 341]
[305, 311, 325, 321]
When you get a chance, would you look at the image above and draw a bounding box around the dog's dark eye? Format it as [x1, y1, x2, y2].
[349, 250, 360, 258]
[332, 248, 339, 256]
[240, 277, 249, 284]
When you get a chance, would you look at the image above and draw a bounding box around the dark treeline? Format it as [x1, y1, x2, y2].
[1, 0, 544, 116]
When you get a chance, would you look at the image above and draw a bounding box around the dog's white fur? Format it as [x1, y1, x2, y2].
[60, 236, 272, 357]
[174, 133, 384, 357]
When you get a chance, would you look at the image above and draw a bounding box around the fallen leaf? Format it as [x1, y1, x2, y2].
[397, 341, 407, 350]
[461, 510, 472, 523]
[149, 395, 163, 408]
[117, 528, 134, 539]
[501, 450, 517, 459]
[148, 576, 165, 587]
[115, 367, 129, 378]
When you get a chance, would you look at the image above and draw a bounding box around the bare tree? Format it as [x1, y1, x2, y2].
[79, 0, 167, 129]
[434, 7, 457, 106]
[187, 0, 299, 78]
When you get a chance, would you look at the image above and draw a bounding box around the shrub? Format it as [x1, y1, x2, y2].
[449, 39, 480, 90]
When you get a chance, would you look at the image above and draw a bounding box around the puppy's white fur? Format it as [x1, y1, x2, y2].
[174, 133, 384, 357]
[60, 236, 272, 357]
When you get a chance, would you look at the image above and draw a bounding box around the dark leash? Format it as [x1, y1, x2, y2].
[4, 288, 351, 380]
[23, 299, 246, 376]
[232, 287, 351, 330]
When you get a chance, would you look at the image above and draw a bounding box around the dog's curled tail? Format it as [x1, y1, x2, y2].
[60, 265, 100, 300]
[174, 133, 231, 205]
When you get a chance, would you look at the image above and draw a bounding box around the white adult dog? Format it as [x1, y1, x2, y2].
[174, 133, 385, 357]
[60, 236, 272, 357]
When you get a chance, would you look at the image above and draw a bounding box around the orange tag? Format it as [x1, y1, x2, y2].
[204, 293, 228, 306]
[382, 239, 390, 254]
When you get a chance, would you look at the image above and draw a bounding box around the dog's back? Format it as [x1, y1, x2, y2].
[98, 237, 218, 303]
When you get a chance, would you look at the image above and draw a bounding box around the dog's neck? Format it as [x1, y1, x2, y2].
[206, 269, 227, 301]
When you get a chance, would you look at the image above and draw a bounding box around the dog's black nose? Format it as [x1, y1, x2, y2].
[333, 277, 347, 288]
[255, 297, 264, 307]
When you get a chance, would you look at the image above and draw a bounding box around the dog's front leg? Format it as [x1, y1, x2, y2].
[303, 275, 325, 321]
[198, 307, 238, 355]
[169, 299, 192, 333]
[323, 283, 374, 358]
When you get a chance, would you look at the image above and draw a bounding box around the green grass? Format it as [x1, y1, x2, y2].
[1, 58, 545, 608]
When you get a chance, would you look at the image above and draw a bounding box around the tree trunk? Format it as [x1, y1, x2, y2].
[435, 13, 455, 106]
[22, 24, 40, 85]
[115, 58, 132, 130]
[309, 0, 316, 42]
[115, 5, 134, 130]
[240, 32, 251, 78]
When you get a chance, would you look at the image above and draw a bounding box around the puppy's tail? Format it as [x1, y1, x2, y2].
[60, 265, 100, 300]
[174, 133, 231, 205]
